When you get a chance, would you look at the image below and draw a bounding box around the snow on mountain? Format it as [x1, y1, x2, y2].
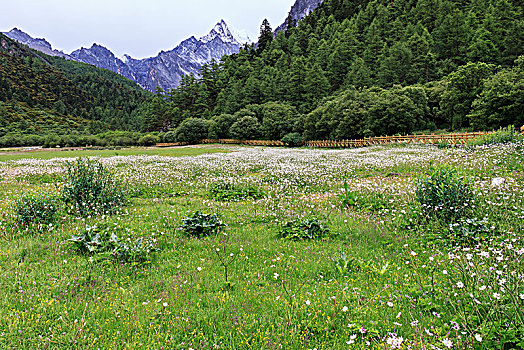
[122, 20, 246, 91]
[230, 27, 252, 45]
[200, 19, 252, 45]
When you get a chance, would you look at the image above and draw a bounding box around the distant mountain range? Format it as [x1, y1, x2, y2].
[4, 20, 250, 92]
[4, 0, 323, 92]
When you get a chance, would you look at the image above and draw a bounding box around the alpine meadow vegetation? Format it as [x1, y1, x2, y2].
[0, 137, 523, 349]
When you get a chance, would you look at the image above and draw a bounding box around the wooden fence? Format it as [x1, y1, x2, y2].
[157, 131, 497, 149]
[304, 131, 492, 148]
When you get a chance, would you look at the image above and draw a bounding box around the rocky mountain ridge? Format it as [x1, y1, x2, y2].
[275, 0, 324, 34]
[4, 28, 70, 58]
[4, 20, 249, 91]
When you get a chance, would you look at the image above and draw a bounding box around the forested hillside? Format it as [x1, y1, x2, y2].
[153, 0, 523, 141]
[0, 33, 152, 143]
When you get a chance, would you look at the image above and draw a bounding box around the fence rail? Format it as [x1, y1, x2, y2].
[157, 131, 500, 149]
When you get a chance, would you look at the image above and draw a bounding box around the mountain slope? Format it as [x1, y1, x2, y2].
[70, 44, 136, 81]
[0, 33, 150, 134]
[122, 20, 250, 91]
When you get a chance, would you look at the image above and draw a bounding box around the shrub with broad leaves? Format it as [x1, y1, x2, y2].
[68, 224, 158, 263]
[181, 211, 226, 238]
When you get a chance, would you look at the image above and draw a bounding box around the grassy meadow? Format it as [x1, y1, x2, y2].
[0, 146, 230, 162]
[0, 141, 523, 349]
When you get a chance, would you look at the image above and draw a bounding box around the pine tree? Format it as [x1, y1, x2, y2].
[257, 19, 274, 54]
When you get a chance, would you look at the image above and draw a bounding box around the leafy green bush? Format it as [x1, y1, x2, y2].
[415, 166, 474, 223]
[175, 118, 209, 143]
[162, 131, 177, 143]
[279, 218, 330, 240]
[15, 192, 60, 227]
[209, 182, 264, 201]
[468, 126, 521, 146]
[229, 116, 261, 140]
[333, 252, 390, 275]
[436, 141, 453, 149]
[281, 132, 303, 147]
[208, 114, 237, 139]
[138, 134, 160, 146]
[181, 211, 226, 238]
[62, 157, 127, 216]
[68, 224, 158, 263]
[339, 180, 357, 207]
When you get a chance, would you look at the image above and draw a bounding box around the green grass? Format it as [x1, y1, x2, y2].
[0, 143, 522, 349]
[0, 146, 231, 161]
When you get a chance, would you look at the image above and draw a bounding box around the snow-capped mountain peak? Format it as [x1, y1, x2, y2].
[200, 19, 251, 45]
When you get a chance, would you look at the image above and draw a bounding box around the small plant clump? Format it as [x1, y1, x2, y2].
[209, 181, 264, 201]
[448, 217, 496, 246]
[279, 218, 330, 240]
[339, 180, 388, 212]
[415, 166, 474, 223]
[14, 192, 60, 228]
[68, 225, 158, 263]
[181, 211, 226, 238]
[62, 157, 127, 216]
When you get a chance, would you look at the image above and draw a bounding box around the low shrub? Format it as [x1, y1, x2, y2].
[162, 131, 177, 143]
[209, 182, 264, 201]
[436, 141, 453, 149]
[468, 126, 521, 146]
[181, 211, 226, 238]
[14, 192, 60, 227]
[333, 252, 390, 275]
[62, 157, 127, 216]
[415, 166, 474, 223]
[279, 218, 330, 240]
[175, 118, 208, 144]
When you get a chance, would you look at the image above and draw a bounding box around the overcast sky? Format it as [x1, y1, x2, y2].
[1, 0, 296, 59]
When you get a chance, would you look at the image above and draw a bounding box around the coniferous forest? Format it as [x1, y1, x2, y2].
[1, 0, 523, 147]
[162, 0, 524, 142]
